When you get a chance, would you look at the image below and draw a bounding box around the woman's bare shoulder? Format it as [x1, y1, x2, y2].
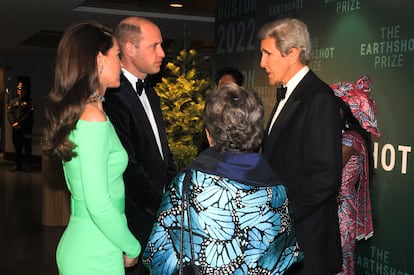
[80, 104, 106, 122]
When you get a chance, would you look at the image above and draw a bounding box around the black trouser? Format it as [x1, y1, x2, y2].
[12, 127, 32, 168]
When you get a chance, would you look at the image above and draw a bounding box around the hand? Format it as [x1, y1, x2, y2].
[11, 122, 21, 129]
[123, 254, 138, 268]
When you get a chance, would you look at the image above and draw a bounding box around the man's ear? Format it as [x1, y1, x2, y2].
[124, 41, 136, 57]
[288, 48, 300, 64]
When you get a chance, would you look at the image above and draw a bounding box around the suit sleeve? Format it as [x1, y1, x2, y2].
[293, 90, 342, 221]
[103, 91, 163, 214]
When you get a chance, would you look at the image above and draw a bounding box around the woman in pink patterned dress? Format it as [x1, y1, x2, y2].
[330, 75, 381, 275]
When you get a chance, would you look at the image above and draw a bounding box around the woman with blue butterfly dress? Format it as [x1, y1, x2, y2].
[143, 83, 303, 274]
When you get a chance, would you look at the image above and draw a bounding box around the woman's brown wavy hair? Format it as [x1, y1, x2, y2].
[41, 21, 113, 161]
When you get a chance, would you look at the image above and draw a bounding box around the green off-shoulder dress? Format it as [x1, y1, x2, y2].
[56, 119, 141, 275]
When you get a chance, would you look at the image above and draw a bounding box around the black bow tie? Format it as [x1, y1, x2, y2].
[136, 79, 146, 96]
[276, 86, 287, 101]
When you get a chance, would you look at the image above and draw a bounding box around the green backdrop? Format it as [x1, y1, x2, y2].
[215, 0, 414, 273]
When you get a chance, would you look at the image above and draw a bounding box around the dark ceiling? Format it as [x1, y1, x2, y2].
[0, 0, 217, 55]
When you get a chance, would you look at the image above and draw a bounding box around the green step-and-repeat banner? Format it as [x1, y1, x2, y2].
[215, 0, 413, 273]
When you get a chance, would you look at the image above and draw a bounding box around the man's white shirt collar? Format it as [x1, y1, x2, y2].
[122, 68, 141, 93]
[284, 65, 309, 100]
[267, 66, 310, 134]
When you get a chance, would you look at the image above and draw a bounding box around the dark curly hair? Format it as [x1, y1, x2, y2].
[214, 67, 244, 86]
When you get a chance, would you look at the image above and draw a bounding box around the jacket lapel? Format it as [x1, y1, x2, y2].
[268, 98, 301, 141]
[121, 74, 167, 163]
[264, 97, 301, 159]
[264, 71, 313, 156]
[146, 86, 170, 163]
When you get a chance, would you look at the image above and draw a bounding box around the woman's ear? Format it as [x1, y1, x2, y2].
[97, 52, 105, 73]
[205, 128, 214, 147]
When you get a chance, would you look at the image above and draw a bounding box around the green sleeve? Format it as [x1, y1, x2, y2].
[76, 121, 141, 258]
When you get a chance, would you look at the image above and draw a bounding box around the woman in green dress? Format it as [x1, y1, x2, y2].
[42, 21, 141, 274]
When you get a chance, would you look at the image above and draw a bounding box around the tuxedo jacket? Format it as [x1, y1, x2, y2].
[263, 70, 342, 274]
[103, 74, 176, 244]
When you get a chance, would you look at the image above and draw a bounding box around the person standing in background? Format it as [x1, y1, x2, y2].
[331, 75, 380, 275]
[259, 18, 343, 274]
[214, 66, 244, 87]
[103, 17, 176, 275]
[41, 20, 141, 274]
[7, 80, 34, 172]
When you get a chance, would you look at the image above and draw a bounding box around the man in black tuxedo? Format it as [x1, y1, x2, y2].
[103, 17, 176, 274]
[259, 18, 343, 274]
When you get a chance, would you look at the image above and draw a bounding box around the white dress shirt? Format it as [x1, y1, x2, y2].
[268, 66, 310, 134]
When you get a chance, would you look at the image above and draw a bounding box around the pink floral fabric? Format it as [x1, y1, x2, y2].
[336, 131, 373, 275]
[330, 75, 380, 138]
